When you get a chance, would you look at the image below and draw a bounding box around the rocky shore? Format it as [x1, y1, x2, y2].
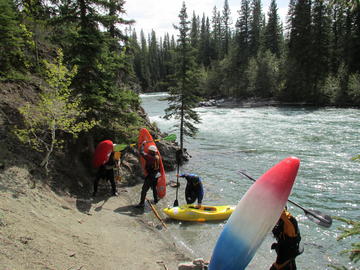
[199, 97, 312, 108]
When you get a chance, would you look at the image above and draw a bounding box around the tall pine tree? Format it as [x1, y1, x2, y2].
[311, 0, 331, 97]
[0, 0, 28, 76]
[284, 0, 313, 102]
[264, 0, 282, 57]
[164, 2, 201, 149]
[222, 0, 232, 56]
[249, 0, 263, 57]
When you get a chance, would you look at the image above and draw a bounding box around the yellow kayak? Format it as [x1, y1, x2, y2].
[163, 204, 236, 222]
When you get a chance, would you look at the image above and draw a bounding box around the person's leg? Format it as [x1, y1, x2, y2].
[106, 170, 117, 196]
[185, 186, 196, 204]
[150, 176, 158, 203]
[93, 177, 100, 197]
[137, 176, 151, 207]
[93, 167, 104, 196]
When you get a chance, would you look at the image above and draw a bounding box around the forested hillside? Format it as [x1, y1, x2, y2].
[0, 0, 155, 173]
[133, 0, 360, 106]
[1, 0, 360, 161]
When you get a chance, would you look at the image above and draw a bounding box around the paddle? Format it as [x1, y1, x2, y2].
[173, 149, 182, 207]
[114, 133, 177, 152]
[238, 170, 333, 228]
[146, 198, 168, 229]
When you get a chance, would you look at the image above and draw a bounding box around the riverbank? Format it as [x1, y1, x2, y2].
[199, 97, 315, 108]
[0, 165, 192, 270]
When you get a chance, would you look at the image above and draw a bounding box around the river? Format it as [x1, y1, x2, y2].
[140, 92, 359, 270]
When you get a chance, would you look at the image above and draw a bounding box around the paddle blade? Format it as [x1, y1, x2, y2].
[164, 134, 176, 141]
[305, 210, 333, 228]
[173, 199, 179, 207]
[114, 144, 128, 151]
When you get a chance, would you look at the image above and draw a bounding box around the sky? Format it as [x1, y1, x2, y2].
[124, 0, 290, 38]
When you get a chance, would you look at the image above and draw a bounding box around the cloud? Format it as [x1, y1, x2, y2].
[124, 0, 289, 38]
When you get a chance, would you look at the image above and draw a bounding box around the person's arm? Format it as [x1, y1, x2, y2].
[154, 155, 160, 170]
[115, 158, 120, 168]
[140, 141, 148, 158]
[272, 218, 284, 241]
[197, 180, 204, 205]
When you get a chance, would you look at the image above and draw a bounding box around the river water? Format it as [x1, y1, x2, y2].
[140, 92, 359, 270]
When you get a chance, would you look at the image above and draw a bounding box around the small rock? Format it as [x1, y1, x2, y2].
[178, 263, 195, 270]
[178, 258, 209, 270]
[19, 236, 33, 244]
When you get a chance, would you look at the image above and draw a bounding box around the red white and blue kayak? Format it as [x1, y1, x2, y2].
[209, 157, 300, 270]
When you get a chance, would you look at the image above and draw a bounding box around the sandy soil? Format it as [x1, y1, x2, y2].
[0, 165, 191, 270]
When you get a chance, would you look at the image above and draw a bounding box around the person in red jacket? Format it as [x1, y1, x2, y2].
[136, 143, 160, 208]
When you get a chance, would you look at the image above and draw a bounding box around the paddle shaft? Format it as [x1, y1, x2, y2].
[146, 199, 168, 229]
[174, 163, 180, 206]
[115, 134, 176, 151]
[238, 171, 332, 228]
[173, 148, 182, 207]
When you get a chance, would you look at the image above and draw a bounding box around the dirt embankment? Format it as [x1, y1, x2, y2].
[0, 164, 191, 270]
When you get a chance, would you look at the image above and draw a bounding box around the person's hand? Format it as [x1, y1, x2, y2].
[197, 204, 202, 208]
[176, 174, 179, 177]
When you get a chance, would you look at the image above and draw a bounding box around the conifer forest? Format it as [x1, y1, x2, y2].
[1, 0, 360, 108]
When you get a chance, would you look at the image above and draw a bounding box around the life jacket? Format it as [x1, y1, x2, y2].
[144, 153, 159, 174]
[281, 210, 299, 238]
[114, 151, 121, 161]
[273, 210, 301, 245]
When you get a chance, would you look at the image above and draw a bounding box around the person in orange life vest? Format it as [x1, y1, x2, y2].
[270, 208, 302, 270]
[136, 142, 160, 208]
[93, 152, 119, 197]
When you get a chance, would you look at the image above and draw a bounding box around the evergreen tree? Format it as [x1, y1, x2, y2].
[148, 30, 161, 89]
[190, 11, 200, 49]
[249, 0, 263, 57]
[211, 6, 222, 60]
[131, 30, 143, 89]
[311, 0, 332, 97]
[221, 0, 231, 56]
[284, 0, 313, 102]
[199, 14, 212, 67]
[330, 2, 347, 73]
[230, 0, 251, 97]
[235, 0, 251, 63]
[103, 0, 134, 46]
[139, 30, 151, 90]
[264, 0, 282, 57]
[164, 2, 201, 150]
[72, 0, 105, 108]
[348, 3, 360, 73]
[0, 0, 29, 77]
[160, 33, 176, 90]
[285, 0, 297, 39]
